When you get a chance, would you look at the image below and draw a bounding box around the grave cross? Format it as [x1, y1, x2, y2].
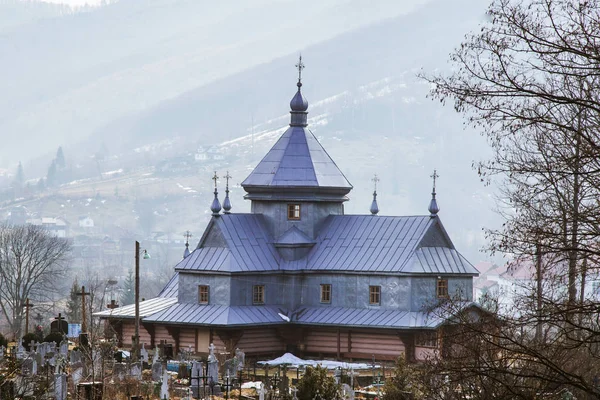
[23, 298, 34, 334]
[76, 286, 91, 332]
[193, 366, 209, 400]
[271, 372, 280, 391]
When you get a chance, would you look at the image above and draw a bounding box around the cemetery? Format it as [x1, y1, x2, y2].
[0, 312, 390, 400]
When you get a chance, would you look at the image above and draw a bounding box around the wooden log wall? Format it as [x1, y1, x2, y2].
[305, 329, 348, 357]
[236, 328, 285, 355]
[121, 321, 152, 346]
[346, 330, 405, 359]
[179, 328, 196, 352]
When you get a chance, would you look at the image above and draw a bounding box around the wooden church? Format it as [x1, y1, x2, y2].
[97, 60, 479, 362]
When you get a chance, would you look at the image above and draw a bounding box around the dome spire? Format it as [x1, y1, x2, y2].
[183, 230, 192, 259]
[290, 54, 308, 127]
[223, 171, 232, 214]
[370, 174, 380, 215]
[428, 169, 440, 217]
[210, 171, 222, 216]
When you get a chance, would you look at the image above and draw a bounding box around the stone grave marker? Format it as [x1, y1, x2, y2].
[160, 369, 170, 399]
[152, 360, 162, 382]
[140, 343, 149, 364]
[55, 372, 67, 400]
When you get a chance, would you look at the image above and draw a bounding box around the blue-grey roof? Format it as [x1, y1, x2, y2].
[94, 297, 177, 319]
[174, 214, 477, 275]
[175, 214, 280, 272]
[158, 272, 179, 297]
[275, 225, 316, 247]
[143, 304, 286, 326]
[293, 302, 485, 329]
[241, 126, 352, 191]
[293, 307, 440, 329]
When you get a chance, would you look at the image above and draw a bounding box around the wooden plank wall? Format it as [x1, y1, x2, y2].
[155, 325, 174, 344]
[121, 322, 151, 346]
[236, 328, 284, 355]
[348, 330, 405, 358]
[305, 329, 347, 356]
[179, 328, 196, 352]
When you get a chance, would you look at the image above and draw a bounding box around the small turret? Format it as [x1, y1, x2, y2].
[370, 174, 380, 215]
[429, 170, 440, 217]
[223, 171, 232, 214]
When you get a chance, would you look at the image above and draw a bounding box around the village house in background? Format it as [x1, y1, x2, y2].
[97, 65, 481, 362]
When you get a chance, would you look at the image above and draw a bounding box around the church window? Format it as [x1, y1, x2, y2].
[320, 284, 331, 303]
[198, 285, 209, 304]
[415, 331, 438, 347]
[287, 204, 301, 220]
[253, 285, 265, 304]
[369, 285, 381, 305]
[437, 279, 448, 298]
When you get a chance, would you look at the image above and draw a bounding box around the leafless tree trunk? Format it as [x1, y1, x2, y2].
[0, 224, 70, 339]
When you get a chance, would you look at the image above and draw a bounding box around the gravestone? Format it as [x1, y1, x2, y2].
[152, 346, 160, 364]
[50, 314, 68, 335]
[224, 358, 236, 379]
[190, 361, 204, 398]
[130, 362, 142, 380]
[160, 369, 170, 400]
[140, 343, 149, 364]
[258, 382, 266, 400]
[207, 343, 218, 385]
[55, 373, 67, 400]
[114, 363, 127, 381]
[59, 339, 68, 356]
[16, 338, 25, 359]
[31, 357, 37, 376]
[21, 357, 34, 376]
[72, 365, 84, 387]
[70, 349, 82, 364]
[152, 361, 162, 382]
[341, 384, 354, 400]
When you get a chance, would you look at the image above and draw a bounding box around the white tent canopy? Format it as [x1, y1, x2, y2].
[257, 352, 377, 370]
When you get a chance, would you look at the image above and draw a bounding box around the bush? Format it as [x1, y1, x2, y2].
[297, 365, 340, 400]
[43, 332, 64, 347]
[382, 356, 423, 400]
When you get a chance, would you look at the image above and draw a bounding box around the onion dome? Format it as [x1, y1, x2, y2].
[223, 171, 232, 214]
[370, 191, 379, 215]
[183, 242, 190, 259]
[429, 170, 440, 217]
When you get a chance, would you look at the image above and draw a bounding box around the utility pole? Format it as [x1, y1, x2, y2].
[76, 286, 91, 332]
[134, 240, 141, 362]
[24, 298, 34, 334]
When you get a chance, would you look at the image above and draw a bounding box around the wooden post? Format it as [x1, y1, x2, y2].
[134, 240, 140, 362]
[76, 286, 91, 332]
[24, 298, 34, 335]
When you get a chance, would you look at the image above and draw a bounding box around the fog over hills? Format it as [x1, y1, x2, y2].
[1, 0, 501, 265]
[0, 0, 429, 166]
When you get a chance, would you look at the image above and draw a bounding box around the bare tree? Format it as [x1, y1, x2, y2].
[420, 0, 600, 397]
[0, 224, 70, 339]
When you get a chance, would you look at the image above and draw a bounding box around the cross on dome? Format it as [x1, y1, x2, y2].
[372, 174, 380, 192]
[295, 54, 305, 85]
[212, 171, 219, 190]
[430, 169, 439, 193]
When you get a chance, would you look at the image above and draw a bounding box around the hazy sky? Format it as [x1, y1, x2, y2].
[28, 0, 108, 6]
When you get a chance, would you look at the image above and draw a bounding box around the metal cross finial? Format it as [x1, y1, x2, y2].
[225, 171, 232, 189]
[295, 54, 305, 83]
[371, 174, 380, 192]
[431, 169, 439, 192]
[183, 230, 193, 245]
[212, 171, 219, 190]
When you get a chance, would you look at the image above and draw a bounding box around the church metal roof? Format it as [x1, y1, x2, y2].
[241, 126, 352, 191]
[173, 214, 477, 275]
[93, 297, 177, 319]
[143, 304, 286, 326]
